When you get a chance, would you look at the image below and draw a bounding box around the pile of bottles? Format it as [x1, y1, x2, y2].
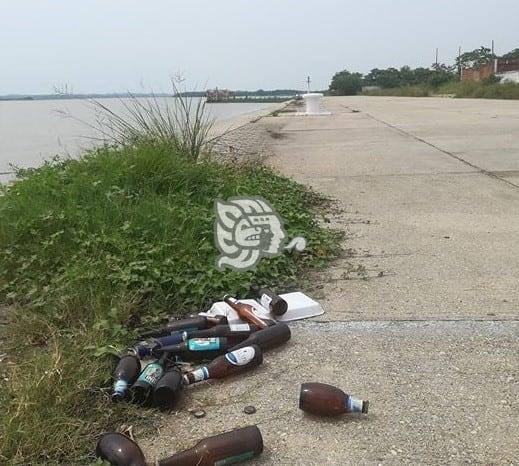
[99, 287, 370, 465]
[112, 289, 292, 410]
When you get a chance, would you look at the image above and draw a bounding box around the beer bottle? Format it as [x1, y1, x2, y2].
[131, 352, 169, 405]
[229, 322, 291, 352]
[96, 432, 146, 466]
[223, 295, 268, 329]
[153, 366, 183, 410]
[112, 354, 141, 401]
[158, 337, 230, 361]
[299, 382, 369, 416]
[250, 285, 288, 316]
[134, 333, 185, 360]
[181, 323, 259, 342]
[158, 425, 263, 466]
[183, 345, 263, 385]
[139, 315, 227, 339]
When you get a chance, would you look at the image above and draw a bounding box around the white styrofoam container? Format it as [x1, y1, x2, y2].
[201, 292, 323, 324]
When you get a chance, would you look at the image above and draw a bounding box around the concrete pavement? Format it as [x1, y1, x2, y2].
[141, 97, 519, 465]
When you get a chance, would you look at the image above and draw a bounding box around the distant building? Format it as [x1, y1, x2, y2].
[461, 58, 519, 83]
[206, 88, 232, 102]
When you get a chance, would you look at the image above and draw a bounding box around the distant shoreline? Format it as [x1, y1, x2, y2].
[0, 93, 171, 102]
[0, 90, 303, 102]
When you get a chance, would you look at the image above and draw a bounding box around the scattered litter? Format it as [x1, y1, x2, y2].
[299, 383, 369, 416]
[205, 291, 323, 324]
[100, 287, 371, 465]
[193, 409, 206, 419]
[244, 405, 257, 415]
[97, 427, 264, 465]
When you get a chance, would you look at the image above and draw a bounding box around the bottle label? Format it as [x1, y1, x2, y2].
[188, 337, 221, 351]
[215, 451, 255, 465]
[191, 366, 210, 382]
[225, 346, 256, 366]
[259, 293, 272, 310]
[346, 395, 364, 413]
[137, 362, 164, 386]
[229, 323, 251, 332]
[113, 379, 128, 395]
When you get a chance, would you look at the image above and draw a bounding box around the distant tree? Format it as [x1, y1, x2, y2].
[329, 70, 363, 95]
[428, 63, 456, 86]
[364, 67, 401, 88]
[502, 48, 519, 59]
[456, 46, 496, 71]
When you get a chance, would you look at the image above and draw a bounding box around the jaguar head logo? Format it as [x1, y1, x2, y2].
[214, 197, 295, 271]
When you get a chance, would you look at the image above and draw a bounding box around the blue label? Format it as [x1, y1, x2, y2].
[188, 337, 221, 351]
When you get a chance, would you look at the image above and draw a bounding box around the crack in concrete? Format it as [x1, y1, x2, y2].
[343, 105, 519, 191]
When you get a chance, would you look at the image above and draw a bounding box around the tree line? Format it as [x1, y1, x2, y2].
[330, 46, 519, 95]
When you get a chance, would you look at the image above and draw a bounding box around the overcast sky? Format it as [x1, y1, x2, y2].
[1, 0, 518, 94]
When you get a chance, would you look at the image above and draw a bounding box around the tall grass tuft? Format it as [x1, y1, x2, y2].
[362, 80, 519, 100]
[67, 79, 217, 161]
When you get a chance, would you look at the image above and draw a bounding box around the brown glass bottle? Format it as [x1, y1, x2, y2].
[299, 382, 369, 416]
[158, 425, 263, 466]
[153, 366, 183, 410]
[96, 432, 146, 466]
[223, 295, 268, 329]
[229, 322, 291, 352]
[112, 354, 141, 401]
[183, 345, 263, 385]
[250, 285, 288, 316]
[139, 315, 227, 339]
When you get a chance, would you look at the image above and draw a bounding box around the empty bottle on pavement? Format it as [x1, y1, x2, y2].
[131, 352, 169, 405]
[139, 315, 227, 339]
[158, 425, 263, 466]
[251, 285, 288, 316]
[223, 295, 268, 329]
[229, 322, 291, 352]
[183, 345, 263, 385]
[112, 354, 141, 401]
[153, 366, 183, 410]
[96, 432, 146, 466]
[299, 382, 369, 416]
[158, 337, 230, 361]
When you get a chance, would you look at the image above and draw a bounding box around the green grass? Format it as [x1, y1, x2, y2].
[362, 85, 431, 97]
[0, 142, 341, 464]
[436, 80, 519, 99]
[362, 80, 519, 99]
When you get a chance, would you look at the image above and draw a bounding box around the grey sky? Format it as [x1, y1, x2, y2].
[1, 0, 518, 94]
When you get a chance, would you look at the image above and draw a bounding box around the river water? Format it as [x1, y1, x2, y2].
[0, 98, 273, 180]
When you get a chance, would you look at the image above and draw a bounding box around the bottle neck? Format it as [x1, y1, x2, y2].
[345, 395, 367, 413]
[185, 366, 209, 384]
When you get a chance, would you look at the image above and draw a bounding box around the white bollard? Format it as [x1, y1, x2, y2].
[301, 93, 330, 115]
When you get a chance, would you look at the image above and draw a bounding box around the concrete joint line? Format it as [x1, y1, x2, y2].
[343, 105, 519, 191]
